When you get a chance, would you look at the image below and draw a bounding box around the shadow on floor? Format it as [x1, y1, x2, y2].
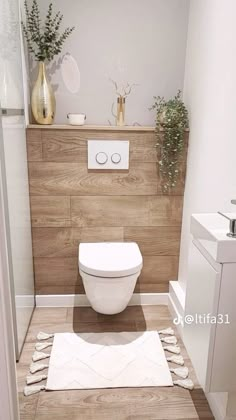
[71, 278, 147, 333]
[190, 388, 215, 419]
[72, 304, 147, 333]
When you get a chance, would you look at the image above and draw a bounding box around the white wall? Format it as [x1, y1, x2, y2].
[0, 125, 19, 420]
[0, 0, 24, 109]
[2, 116, 35, 355]
[0, 0, 35, 358]
[29, 0, 189, 125]
[178, 0, 236, 293]
[178, 1, 236, 418]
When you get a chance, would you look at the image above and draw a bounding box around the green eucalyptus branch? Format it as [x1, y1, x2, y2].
[22, 0, 75, 62]
[150, 90, 189, 193]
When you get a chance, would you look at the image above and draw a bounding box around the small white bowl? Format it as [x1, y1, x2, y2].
[67, 113, 86, 125]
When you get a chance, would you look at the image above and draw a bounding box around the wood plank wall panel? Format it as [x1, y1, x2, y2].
[124, 227, 181, 256]
[32, 227, 124, 258]
[71, 196, 183, 227]
[26, 129, 43, 161]
[137, 256, 179, 293]
[41, 130, 157, 163]
[30, 196, 71, 227]
[28, 162, 159, 196]
[71, 196, 150, 227]
[26, 128, 188, 295]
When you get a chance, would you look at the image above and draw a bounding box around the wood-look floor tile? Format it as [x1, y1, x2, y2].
[25, 322, 74, 343]
[16, 363, 30, 392]
[18, 342, 36, 365]
[18, 392, 39, 420]
[136, 319, 172, 332]
[70, 321, 138, 333]
[66, 306, 100, 323]
[189, 389, 215, 419]
[31, 307, 68, 324]
[35, 387, 201, 420]
[66, 305, 169, 324]
[25, 320, 138, 342]
[140, 305, 171, 320]
[18, 305, 213, 420]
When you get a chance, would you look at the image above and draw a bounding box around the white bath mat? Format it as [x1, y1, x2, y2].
[46, 331, 173, 390]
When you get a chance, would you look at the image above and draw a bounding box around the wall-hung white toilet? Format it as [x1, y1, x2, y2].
[79, 242, 143, 315]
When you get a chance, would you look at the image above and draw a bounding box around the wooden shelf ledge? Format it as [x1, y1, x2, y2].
[27, 124, 155, 132]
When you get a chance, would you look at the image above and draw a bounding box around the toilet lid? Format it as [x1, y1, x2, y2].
[79, 242, 143, 277]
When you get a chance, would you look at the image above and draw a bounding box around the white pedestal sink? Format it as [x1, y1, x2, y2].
[184, 213, 236, 393]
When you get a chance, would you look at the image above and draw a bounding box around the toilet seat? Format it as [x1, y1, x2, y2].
[79, 242, 143, 278]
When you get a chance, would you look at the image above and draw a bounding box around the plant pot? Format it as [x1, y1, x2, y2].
[31, 61, 55, 124]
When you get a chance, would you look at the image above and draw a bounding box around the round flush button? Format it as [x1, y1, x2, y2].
[111, 153, 121, 164]
[96, 152, 108, 165]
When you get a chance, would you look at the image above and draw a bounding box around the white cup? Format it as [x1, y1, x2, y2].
[67, 113, 86, 125]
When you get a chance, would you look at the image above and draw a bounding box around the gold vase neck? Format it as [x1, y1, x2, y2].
[117, 96, 125, 104]
[38, 61, 47, 80]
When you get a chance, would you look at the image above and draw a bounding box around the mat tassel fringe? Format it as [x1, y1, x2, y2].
[32, 351, 50, 362]
[30, 363, 49, 374]
[161, 336, 178, 345]
[163, 345, 181, 354]
[35, 342, 53, 351]
[170, 366, 189, 379]
[158, 327, 175, 335]
[166, 355, 184, 365]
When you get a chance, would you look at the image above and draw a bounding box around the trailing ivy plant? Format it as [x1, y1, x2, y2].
[22, 0, 75, 62]
[150, 90, 189, 193]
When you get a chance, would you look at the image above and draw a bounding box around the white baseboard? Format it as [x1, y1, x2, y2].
[168, 281, 185, 338]
[36, 293, 169, 308]
[206, 392, 227, 420]
[15, 294, 35, 308]
[169, 281, 185, 318]
[168, 294, 184, 338]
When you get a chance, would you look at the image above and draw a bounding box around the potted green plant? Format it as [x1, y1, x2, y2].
[22, 0, 75, 124]
[150, 90, 189, 192]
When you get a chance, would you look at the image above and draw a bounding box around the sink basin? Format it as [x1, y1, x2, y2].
[191, 213, 236, 262]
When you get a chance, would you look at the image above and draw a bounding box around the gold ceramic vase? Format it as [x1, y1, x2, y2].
[31, 61, 56, 125]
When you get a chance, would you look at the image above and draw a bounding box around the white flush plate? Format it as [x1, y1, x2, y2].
[88, 140, 129, 170]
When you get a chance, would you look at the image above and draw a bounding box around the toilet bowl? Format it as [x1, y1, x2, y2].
[79, 242, 143, 315]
